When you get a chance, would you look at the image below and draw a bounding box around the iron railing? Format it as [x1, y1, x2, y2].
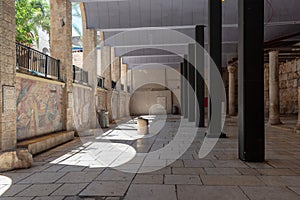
[16, 43, 60, 80]
[97, 76, 105, 88]
[73, 65, 88, 85]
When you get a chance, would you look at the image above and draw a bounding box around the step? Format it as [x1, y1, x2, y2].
[17, 131, 75, 155]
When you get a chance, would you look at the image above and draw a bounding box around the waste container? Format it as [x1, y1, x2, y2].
[99, 110, 109, 128]
[137, 117, 149, 135]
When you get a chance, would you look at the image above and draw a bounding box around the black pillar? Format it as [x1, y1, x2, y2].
[208, 0, 223, 137]
[183, 55, 188, 118]
[238, 0, 265, 162]
[195, 25, 205, 127]
[188, 44, 196, 122]
[180, 62, 184, 116]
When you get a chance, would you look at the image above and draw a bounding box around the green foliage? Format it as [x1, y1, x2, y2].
[15, 0, 50, 46]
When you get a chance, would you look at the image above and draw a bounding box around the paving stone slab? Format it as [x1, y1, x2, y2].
[241, 186, 300, 200]
[17, 184, 62, 197]
[183, 160, 215, 168]
[51, 183, 88, 196]
[95, 169, 134, 181]
[133, 174, 163, 184]
[124, 184, 177, 200]
[2, 184, 31, 196]
[204, 167, 240, 175]
[201, 175, 264, 186]
[79, 181, 130, 197]
[57, 172, 99, 183]
[164, 175, 202, 185]
[19, 172, 66, 184]
[172, 167, 205, 175]
[177, 185, 248, 200]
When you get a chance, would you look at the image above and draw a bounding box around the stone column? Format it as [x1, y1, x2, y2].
[80, 3, 98, 128]
[121, 63, 128, 92]
[268, 50, 281, 125]
[296, 87, 300, 133]
[111, 48, 121, 90]
[227, 65, 237, 116]
[50, 0, 74, 131]
[101, 40, 112, 121]
[0, 0, 17, 150]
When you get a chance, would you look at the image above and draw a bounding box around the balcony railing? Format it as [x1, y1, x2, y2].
[97, 76, 105, 88]
[16, 43, 60, 80]
[73, 65, 88, 85]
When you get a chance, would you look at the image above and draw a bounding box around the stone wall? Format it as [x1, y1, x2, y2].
[73, 84, 97, 131]
[130, 90, 173, 115]
[97, 88, 107, 111]
[265, 58, 300, 115]
[0, 0, 17, 150]
[16, 74, 64, 141]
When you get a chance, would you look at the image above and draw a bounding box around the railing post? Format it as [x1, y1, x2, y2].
[73, 65, 75, 82]
[57, 60, 60, 80]
[45, 55, 48, 78]
[26, 46, 30, 69]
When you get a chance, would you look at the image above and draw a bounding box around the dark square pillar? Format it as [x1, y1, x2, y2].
[183, 55, 188, 118]
[238, 0, 265, 162]
[207, 0, 222, 137]
[180, 62, 184, 116]
[188, 44, 196, 122]
[195, 25, 205, 127]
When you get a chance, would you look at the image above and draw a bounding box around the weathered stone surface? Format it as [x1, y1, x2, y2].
[265, 58, 300, 115]
[0, 149, 33, 171]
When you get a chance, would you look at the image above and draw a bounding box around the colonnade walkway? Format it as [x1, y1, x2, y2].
[0, 115, 300, 200]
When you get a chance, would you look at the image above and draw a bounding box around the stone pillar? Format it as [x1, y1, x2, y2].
[227, 65, 237, 116]
[100, 39, 112, 121]
[111, 48, 121, 90]
[50, 0, 74, 131]
[0, 0, 17, 150]
[80, 3, 98, 128]
[268, 50, 281, 125]
[296, 87, 300, 133]
[121, 63, 128, 92]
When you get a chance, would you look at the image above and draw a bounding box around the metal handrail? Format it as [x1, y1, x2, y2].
[73, 65, 89, 85]
[16, 43, 60, 80]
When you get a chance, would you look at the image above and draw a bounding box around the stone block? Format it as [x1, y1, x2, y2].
[17, 131, 74, 155]
[0, 149, 33, 172]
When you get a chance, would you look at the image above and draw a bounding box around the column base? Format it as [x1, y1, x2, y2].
[0, 149, 33, 172]
[296, 122, 300, 134]
[268, 118, 282, 125]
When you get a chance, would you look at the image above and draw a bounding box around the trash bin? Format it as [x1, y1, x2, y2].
[137, 117, 149, 135]
[99, 110, 109, 128]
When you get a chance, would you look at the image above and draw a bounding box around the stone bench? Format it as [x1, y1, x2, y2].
[17, 131, 74, 155]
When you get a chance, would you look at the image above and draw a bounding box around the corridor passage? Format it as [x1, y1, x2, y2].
[1, 115, 300, 200]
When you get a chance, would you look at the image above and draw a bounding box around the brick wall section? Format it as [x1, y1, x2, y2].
[265, 58, 300, 115]
[0, 0, 17, 150]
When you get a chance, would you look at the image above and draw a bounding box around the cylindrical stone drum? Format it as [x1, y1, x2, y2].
[137, 118, 149, 135]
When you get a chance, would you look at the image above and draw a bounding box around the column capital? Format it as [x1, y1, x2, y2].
[227, 65, 237, 73]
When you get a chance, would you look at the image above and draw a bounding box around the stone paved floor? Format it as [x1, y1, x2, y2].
[1, 115, 300, 200]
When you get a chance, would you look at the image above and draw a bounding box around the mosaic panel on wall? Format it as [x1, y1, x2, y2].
[16, 77, 63, 140]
